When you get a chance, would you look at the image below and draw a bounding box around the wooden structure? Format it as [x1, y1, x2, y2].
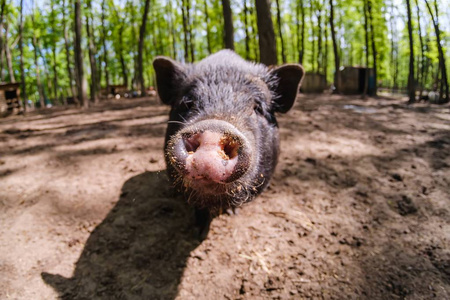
[300, 73, 327, 93]
[340, 66, 376, 95]
[0, 83, 21, 117]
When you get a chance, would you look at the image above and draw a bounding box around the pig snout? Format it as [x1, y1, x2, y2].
[168, 120, 251, 184]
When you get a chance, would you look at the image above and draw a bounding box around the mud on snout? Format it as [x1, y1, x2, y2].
[165, 119, 259, 208]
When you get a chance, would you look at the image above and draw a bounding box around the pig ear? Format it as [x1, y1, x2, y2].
[270, 64, 305, 113]
[153, 56, 187, 105]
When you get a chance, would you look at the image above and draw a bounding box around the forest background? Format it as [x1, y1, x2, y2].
[0, 0, 449, 108]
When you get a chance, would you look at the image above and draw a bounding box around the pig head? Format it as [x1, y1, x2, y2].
[153, 50, 304, 212]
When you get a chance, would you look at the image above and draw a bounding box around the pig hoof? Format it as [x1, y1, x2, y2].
[225, 207, 239, 216]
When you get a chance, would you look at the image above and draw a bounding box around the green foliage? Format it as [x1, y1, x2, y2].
[1, 0, 449, 104]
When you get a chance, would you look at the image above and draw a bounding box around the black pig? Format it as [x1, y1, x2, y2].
[153, 50, 304, 213]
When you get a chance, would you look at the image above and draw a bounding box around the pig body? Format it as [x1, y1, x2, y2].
[154, 50, 304, 212]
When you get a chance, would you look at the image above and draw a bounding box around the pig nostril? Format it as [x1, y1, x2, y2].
[184, 135, 200, 153]
[221, 136, 239, 159]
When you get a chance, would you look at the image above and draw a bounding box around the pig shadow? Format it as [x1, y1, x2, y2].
[42, 171, 204, 299]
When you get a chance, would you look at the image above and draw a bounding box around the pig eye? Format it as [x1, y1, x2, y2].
[182, 100, 194, 111]
[253, 103, 264, 115]
[176, 98, 194, 113]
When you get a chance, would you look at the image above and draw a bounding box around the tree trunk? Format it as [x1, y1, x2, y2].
[50, 0, 59, 103]
[424, 0, 449, 102]
[181, 0, 189, 62]
[101, 0, 110, 88]
[368, 0, 377, 96]
[414, 0, 425, 99]
[324, 10, 328, 80]
[0, 26, 5, 82]
[119, 22, 128, 87]
[317, 3, 323, 73]
[117, 26, 128, 87]
[4, 23, 15, 83]
[406, 0, 416, 103]
[329, 0, 340, 93]
[62, 0, 78, 103]
[275, 0, 286, 63]
[204, 0, 212, 55]
[37, 41, 52, 98]
[31, 11, 45, 108]
[19, 0, 27, 112]
[85, 8, 99, 103]
[362, 0, 370, 99]
[156, 11, 164, 55]
[422, 36, 431, 94]
[0, 0, 6, 81]
[222, 0, 234, 50]
[32, 38, 45, 108]
[255, 0, 277, 65]
[130, 6, 139, 89]
[167, 1, 177, 59]
[111, 3, 128, 87]
[137, 0, 150, 95]
[243, 0, 250, 59]
[296, 2, 300, 63]
[299, 1, 305, 64]
[389, 1, 397, 90]
[310, 2, 316, 72]
[186, 0, 195, 62]
[251, 2, 259, 61]
[74, 0, 88, 108]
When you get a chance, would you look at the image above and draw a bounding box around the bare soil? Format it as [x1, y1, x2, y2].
[0, 94, 449, 299]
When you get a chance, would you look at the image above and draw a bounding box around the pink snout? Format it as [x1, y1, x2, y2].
[168, 120, 251, 184]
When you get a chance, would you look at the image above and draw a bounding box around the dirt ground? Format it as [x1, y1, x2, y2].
[0, 94, 449, 299]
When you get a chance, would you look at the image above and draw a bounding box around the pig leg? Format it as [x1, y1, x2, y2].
[194, 207, 211, 241]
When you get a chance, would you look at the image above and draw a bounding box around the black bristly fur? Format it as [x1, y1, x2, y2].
[154, 50, 304, 212]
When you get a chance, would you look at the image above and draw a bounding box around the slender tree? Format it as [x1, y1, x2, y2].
[251, 1, 260, 61]
[406, 0, 416, 103]
[50, 0, 59, 102]
[181, 0, 189, 62]
[86, 1, 99, 103]
[4, 23, 15, 82]
[297, 0, 305, 64]
[243, 0, 250, 59]
[222, 0, 234, 50]
[101, 0, 110, 88]
[329, 0, 340, 92]
[204, 0, 212, 54]
[38, 41, 52, 97]
[62, 0, 78, 103]
[167, 1, 177, 58]
[74, 0, 88, 107]
[424, 0, 449, 102]
[0, 0, 6, 81]
[324, 8, 329, 79]
[316, 1, 323, 72]
[275, 0, 286, 63]
[186, 0, 195, 62]
[31, 6, 45, 108]
[310, 2, 316, 71]
[136, 0, 151, 95]
[389, 1, 398, 90]
[255, 0, 277, 65]
[414, 0, 425, 99]
[112, 4, 128, 87]
[362, 0, 370, 99]
[19, 0, 27, 111]
[368, 0, 377, 96]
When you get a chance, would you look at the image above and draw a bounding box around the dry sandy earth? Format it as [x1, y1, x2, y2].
[0, 94, 449, 299]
